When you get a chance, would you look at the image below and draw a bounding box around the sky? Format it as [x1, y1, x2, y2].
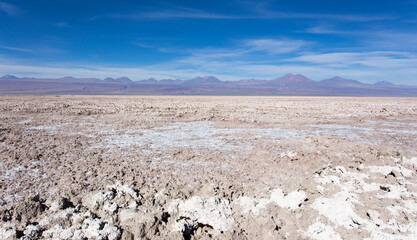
[1, 0, 417, 84]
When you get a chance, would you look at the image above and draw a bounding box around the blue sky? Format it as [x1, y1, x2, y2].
[1, 0, 417, 84]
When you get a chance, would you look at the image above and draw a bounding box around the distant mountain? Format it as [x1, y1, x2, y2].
[157, 79, 184, 85]
[270, 73, 316, 88]
[0, 74, 416, 96]
[186, 76, 223, 85]
[139, 78, 158, 84]
[1, 74, 19, 79]
[272, 73, 314, 83]
[374, 81, 394, 86]
[103, 77, 132, 83]
[237, 78, 269, 85]
[320, 76, 363, 87]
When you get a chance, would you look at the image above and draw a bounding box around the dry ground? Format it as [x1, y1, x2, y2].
[0, 95, 417, 239]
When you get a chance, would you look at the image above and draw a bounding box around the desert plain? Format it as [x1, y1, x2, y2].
[0, 95, 417, 239]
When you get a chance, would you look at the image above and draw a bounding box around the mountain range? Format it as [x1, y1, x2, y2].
[0, 73, 416, 96]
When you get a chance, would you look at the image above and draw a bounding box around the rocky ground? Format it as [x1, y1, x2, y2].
[0, 95, 416, 240]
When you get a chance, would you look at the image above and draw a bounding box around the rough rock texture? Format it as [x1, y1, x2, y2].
[1, 96, 417, 239]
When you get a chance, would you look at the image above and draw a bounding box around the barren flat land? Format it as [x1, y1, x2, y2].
[1, 95, 417, 240]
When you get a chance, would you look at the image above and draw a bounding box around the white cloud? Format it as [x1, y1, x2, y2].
[0, 2, 20, 16]
[303, 26, 351, 35]
[171, 38, 307, 63]
[0, 45, 31, 52]
[304, 25, 417, 52]
[289, 51, 417, 68]
[93, 3, 390, 22]
[95, 8, 238, 21]
[243, 39, 309, 54]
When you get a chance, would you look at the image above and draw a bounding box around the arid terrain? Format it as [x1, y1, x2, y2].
[1, 95, 417, 240]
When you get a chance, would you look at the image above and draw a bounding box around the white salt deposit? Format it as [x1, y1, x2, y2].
[0, 228, 15, 239]
[310, 123, 417, 145]
[270, 189, 307, 210]
[169, 196, 234, 232]
[23, 224, 41, 238]
[27, 124, 66, 131]
[280, 151, 298, 158]
[99, 121, 417, 153]
[235, 196, 271, 215]
[305, 220, 342, 240]
[368, 165, 413, 178]
[402, 156, 417, 167]
[2, 167, 23, 179]
[99, 122, 307, 151]
[119, 209, 141, 223]
[312, 162, 417, 239]
[16, 119, 32, 124]
[312, 191, 363, 229]
[236, 188, 307, 215]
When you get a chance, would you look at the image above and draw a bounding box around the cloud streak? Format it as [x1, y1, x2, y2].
[0, 2, 20, 16]
[175, 38, 309, 61]
[0, 45, 31, 52]
[243, 39, 309, 54]
[94, 7, 238, 21]
[289, 51, 417, 68]
[94, 4, 391, 22]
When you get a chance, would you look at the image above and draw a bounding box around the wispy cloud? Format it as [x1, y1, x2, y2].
[288, 51, 417, 68]
[175, 38, 308, 60]
[266, 12, 391, 21]
[243, 39, 309, 54]
[236, 0, 392, 21]
[306, 26, 417, 52]
[0, 45, 31, 52]
[131, 42, 155, 49]
[104, 11, 390, 22]
[303, 26, 352, 35]
[0, 2, 20, 16]
[93, 4, 391, 22]
[94, 7, 238, 20]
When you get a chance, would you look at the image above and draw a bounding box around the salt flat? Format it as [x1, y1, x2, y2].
[0, 96, 416, 239]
